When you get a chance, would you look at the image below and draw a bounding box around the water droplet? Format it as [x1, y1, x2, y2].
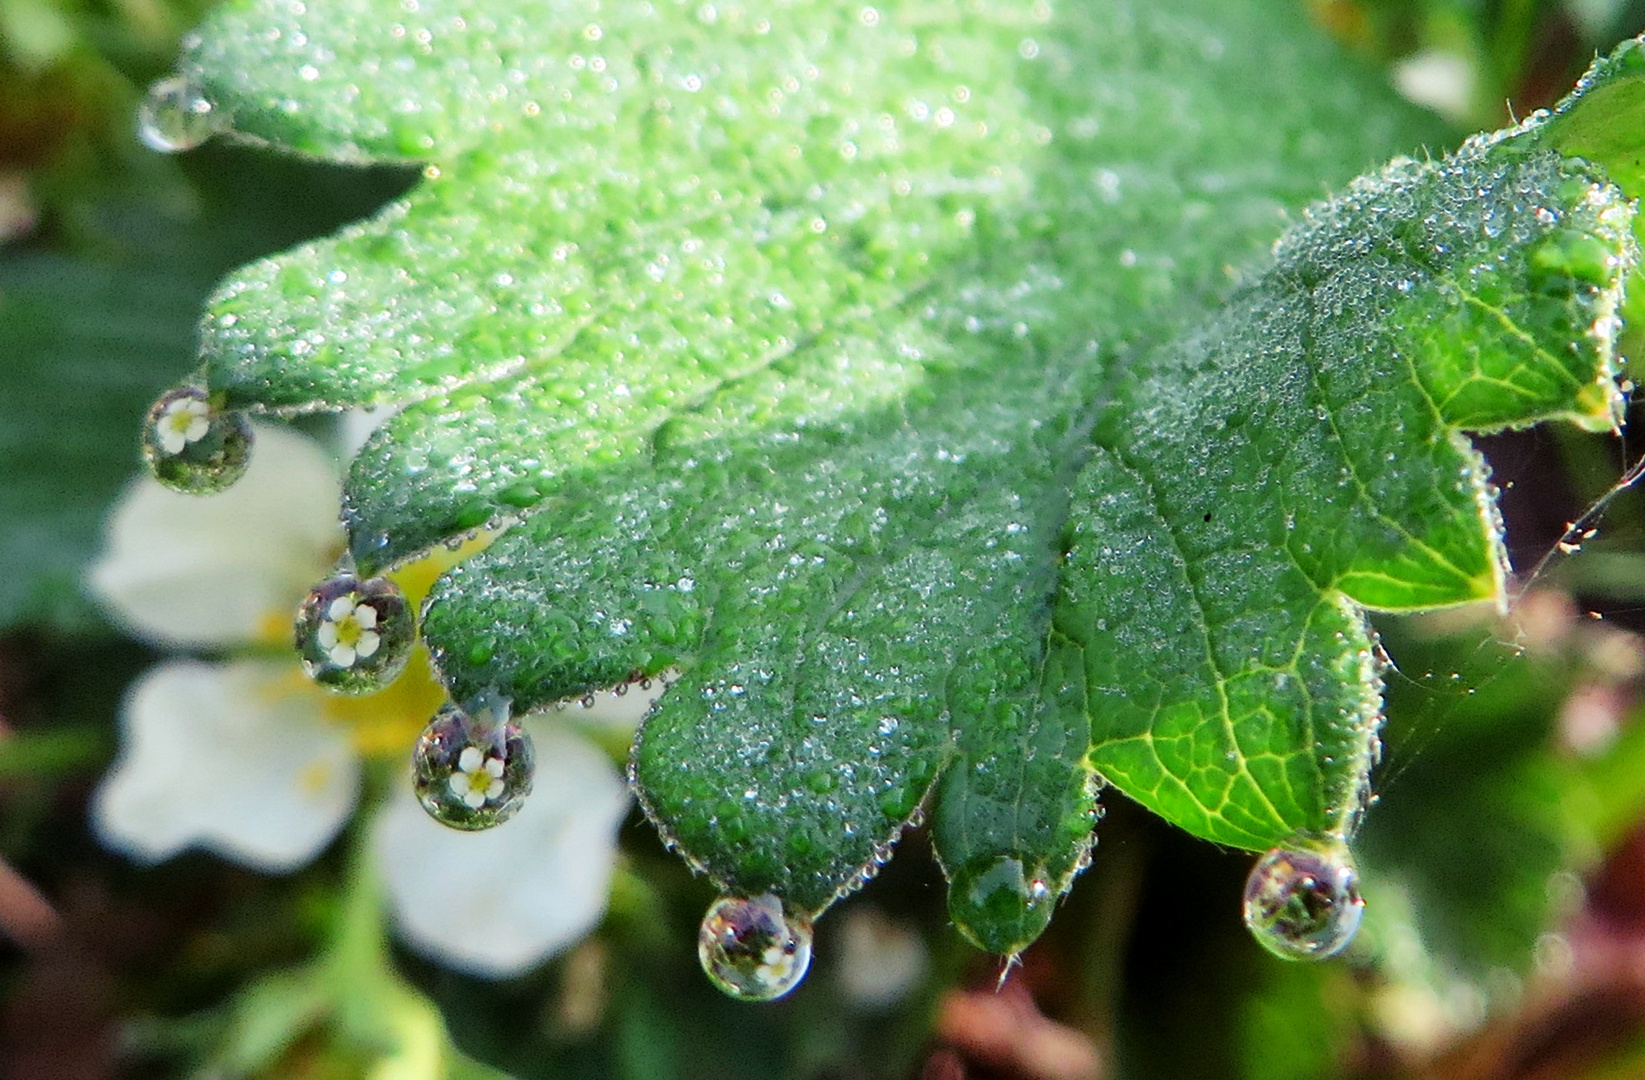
[411, 698, 534, 830]
[137, 75, 225, 152]
[698, 894, 812, 1002]
[294, 573, 415, 693]
[140, 386, 253, 494]
[1242, 842, 1364, 960]
[947, 853, 1057, 956]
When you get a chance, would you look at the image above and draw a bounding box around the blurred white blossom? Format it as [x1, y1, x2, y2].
[88, 423, 643, 977]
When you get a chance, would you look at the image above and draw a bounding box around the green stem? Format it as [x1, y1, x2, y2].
[320, 816, 401, 1049]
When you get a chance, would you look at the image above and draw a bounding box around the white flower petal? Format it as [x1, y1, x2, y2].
[353, 604, 378, 630]
[457, 746, 483, 773]
[374, 724, 630, 978]
[327, 595, 355, 621]
[88, 425, 344, 649]
[1391, 49, 1475, 125]
[91, 659, 359, 872]
[158, 425, 188, 456]
[175, 399, 209, 423]
[336, 406, 396, 458]
[328, 642, 356, 668]
[182, 413, 210, 443]
[316, 621, 340, 650]
[483, 757, 504, 779]
[354, 630, 381, 659]
[485, 777, 505, 800]
[463, 788, 487, 810]
[448, 773, 469, 798]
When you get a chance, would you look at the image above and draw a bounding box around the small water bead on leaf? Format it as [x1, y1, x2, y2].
[698, 894, 813, 1002]
[137, 75, 225, 152]
[1242, 842, 1365, 961]
[140, 386, 253, 494]
[411, 698, 534, 830]
[947, 853, 1057, 956]
[294, 573, 414, 694]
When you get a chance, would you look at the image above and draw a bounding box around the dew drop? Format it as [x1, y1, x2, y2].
[294, 573, 415, 693]
[411, 698, 534, 830]
[947, 853, 1057, 956]
[140, 386, 253, 494]
[1242, 842, 1364, 960]
[698, 894, 812, 1001]
[137, 75, 225, 152]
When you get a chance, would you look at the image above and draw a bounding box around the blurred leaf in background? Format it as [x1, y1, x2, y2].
[0, 0, 416, 630]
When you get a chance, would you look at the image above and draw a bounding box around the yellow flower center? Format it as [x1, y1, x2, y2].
[332, 609, 366, 648]
[320, 647, 447, 756]
[460, 765, 496, 797]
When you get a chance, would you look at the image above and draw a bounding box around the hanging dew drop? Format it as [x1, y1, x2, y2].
[137, 75, 225, 152]
[1242, 841, 1364, 961]
[698, 894, 812, 1002]
[946, 853, 1058, 956]
[294, 573, 415, 694]
[411, 698, 534, 830]
[140, 386, 253, 494]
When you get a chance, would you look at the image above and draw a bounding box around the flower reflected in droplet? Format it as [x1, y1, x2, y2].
[449, 745, 506, 808]
[317, 593, 381, 667]
[155, 394, 211, 455]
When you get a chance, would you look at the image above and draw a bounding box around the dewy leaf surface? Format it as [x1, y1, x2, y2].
[1057, 38, 1645, 855]
[177, 0, 1641, 950]
[1063, 141, 1634, 852]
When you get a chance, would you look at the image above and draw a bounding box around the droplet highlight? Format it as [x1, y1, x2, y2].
[137, 75, 225, 152]
[140, 386, 253, 494]
[294, 573, 415, 694]
[411, 698, 534, 830]
[947, 853, 1056, 956]
[698, 894, 812, 1001]
[1242, 842, 1365, 961]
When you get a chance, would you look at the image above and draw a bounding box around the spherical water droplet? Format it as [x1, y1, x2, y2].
[137, 75, 225, 152]
[140, 386, 253, 494]
[411, 700, 534, 830]
[1242, 842, 1364, 960]
[698, 894, 812, 1001]
[947, 853, 1057, 956]
[294, 574, 415, 694]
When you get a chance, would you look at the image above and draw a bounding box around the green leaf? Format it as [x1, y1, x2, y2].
[1062, 133, 1633, 853]
[169, 0, 1641, 958]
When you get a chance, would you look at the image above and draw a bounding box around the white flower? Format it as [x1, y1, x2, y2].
[318, 594, 381, 667]
[375, 727, 629, 976]
[93, 659, 359, 868]
[448, 745, 506, 808]
[88, 423, 648, 977]
[759, 943, 799, 985]
[156, 395, 211, 455]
